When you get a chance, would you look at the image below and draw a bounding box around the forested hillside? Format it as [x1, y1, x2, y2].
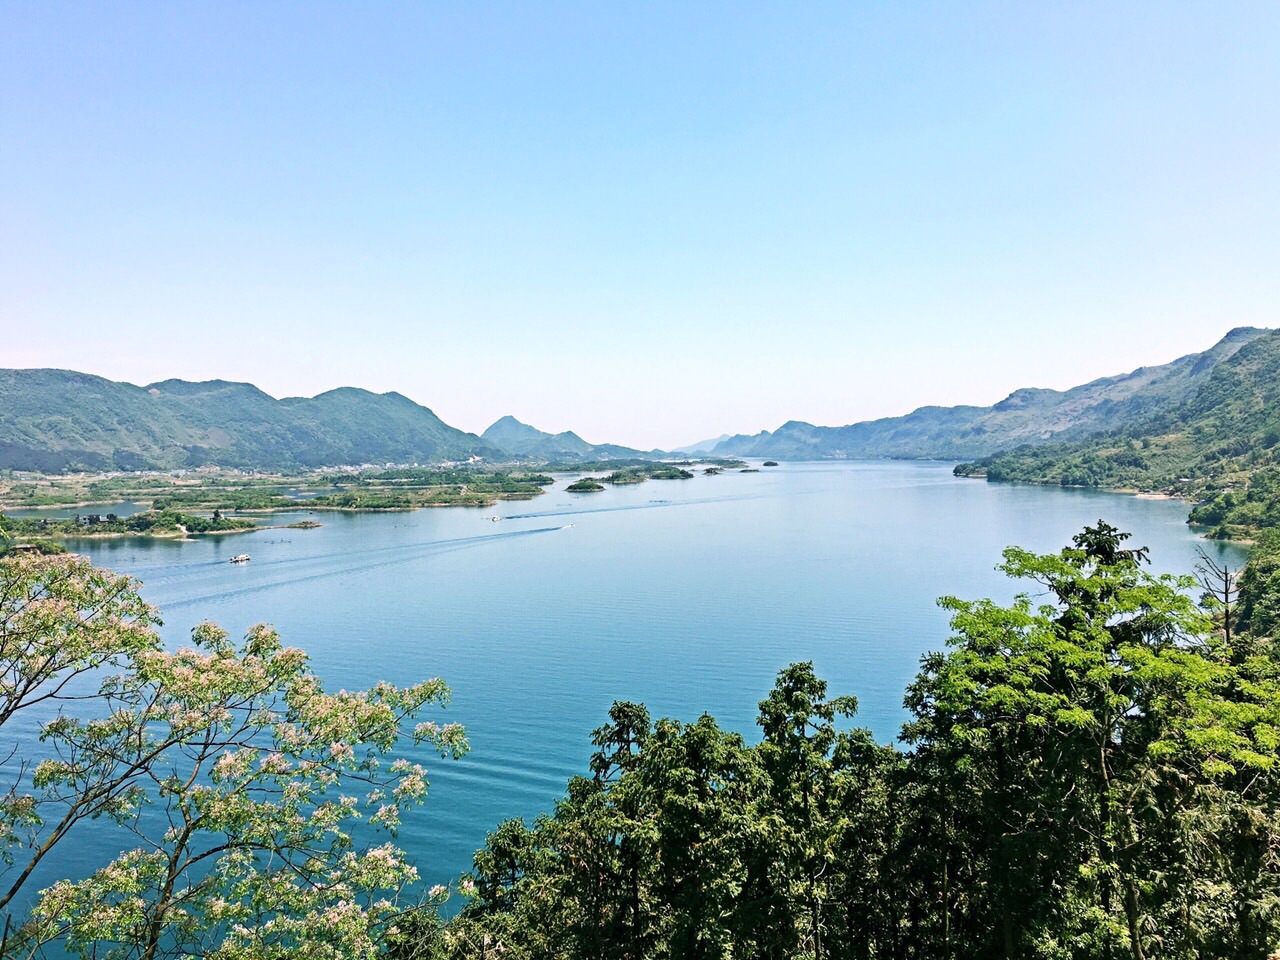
[956, 328, 1280, 537]
[712, 327, 1265, 461]
[0, 370, 499, 471]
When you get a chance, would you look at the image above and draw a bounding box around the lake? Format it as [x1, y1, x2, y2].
[11, 461, 1246, 894]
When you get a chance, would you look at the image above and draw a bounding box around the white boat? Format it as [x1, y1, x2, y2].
[229, 554, 251, 564]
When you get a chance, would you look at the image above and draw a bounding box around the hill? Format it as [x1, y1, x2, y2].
[480, 415, 657, 462]
[712, 327, 1267, 460]
[669, 433, 732, 455]
[0, 370, 500, 471]
[955, 327, 1280, 536]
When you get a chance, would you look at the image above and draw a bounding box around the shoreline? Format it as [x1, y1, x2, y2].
[14, 521, 323, 544]
[949, 473, 1257, 542]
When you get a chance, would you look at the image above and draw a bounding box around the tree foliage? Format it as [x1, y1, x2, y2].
[416, 522, 1280, 959]
[0, 553, 466, 959]
[9, 523, 1280, 959]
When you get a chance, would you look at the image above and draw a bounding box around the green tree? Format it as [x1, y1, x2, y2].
[1238, 530, 1280, 640]
[754, 662, 857, 960]
[412, 522, 1280, 960]
[638, 714, 763, 959]
[904, 521, 1280, 959]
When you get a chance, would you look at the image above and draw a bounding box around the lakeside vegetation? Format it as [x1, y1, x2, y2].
[955, 327, 1280, 539]
[0, 462, 744, 514]
[0, 460, 750, 548]
[0, 467, 558, 514]
[1, 508, 258, 542]
[5, 524, 1279, 958]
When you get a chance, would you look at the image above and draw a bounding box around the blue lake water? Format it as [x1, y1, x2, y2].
[9, 461, 1246, 897]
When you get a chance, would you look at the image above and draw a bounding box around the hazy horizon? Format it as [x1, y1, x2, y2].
[4, 4, 1277, 449]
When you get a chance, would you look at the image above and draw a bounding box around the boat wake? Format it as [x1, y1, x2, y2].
[155, 525, 565, 611]
[503, 494, 758, 523]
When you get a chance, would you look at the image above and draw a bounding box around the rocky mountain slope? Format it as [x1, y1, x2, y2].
[481, 415, 655, 462]
[712, 327, 1267, 460]
[955, 327, 1280, 535]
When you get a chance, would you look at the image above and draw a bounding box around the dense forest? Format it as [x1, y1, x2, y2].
[385, 523, 1280, 960]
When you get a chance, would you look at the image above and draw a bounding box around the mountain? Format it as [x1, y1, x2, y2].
[955, 327, 1280, 535]
[670, 434, 732, 455]
[480, 416, 656, 462]
[712, 327, 1268, 461]
[0, 370, 500, 472]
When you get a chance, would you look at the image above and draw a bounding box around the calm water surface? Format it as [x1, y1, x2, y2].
[22, 462, 1246, 890]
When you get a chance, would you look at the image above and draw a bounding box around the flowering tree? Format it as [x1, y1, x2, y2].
[0, 554, 466, 959]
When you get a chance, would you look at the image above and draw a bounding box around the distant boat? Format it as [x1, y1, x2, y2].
[490, 516, 502, 522]
[229, 554, 251, 564]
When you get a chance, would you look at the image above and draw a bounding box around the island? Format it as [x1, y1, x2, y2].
[0, 459, 743, 549]
[2, 509, 258, 542]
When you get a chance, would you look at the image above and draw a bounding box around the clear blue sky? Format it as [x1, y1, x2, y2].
[3, 3, 1277, 449]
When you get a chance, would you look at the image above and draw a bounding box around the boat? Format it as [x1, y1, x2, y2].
[229, 554, 251, 564]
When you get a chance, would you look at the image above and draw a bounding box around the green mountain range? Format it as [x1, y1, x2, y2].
[0, 370, 501, 471]
[5, 328, 1274, 499]
[955, 326, 1280, 535]
[712, 327, 1267, 460]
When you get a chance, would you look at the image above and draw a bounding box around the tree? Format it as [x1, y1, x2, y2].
[405, 523, 1280, 960]
[1, 552, 159, 918]
[755, 662, 857, 960]
[1196, 546, 1241, 647]
[1237, 530, 1280, 640]
[0, 553, 466, 959]
[904, 520, 1280, 959]
[638, 714, 763, 959]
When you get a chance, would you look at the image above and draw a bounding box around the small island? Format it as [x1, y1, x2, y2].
[600, 465, 696, 485]
[650, 467, 695, 480]
[566, 479, 606, 493]
[763, 460, 779, 467]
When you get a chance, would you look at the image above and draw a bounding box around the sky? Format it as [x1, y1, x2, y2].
[3, 3, 1278, 450]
